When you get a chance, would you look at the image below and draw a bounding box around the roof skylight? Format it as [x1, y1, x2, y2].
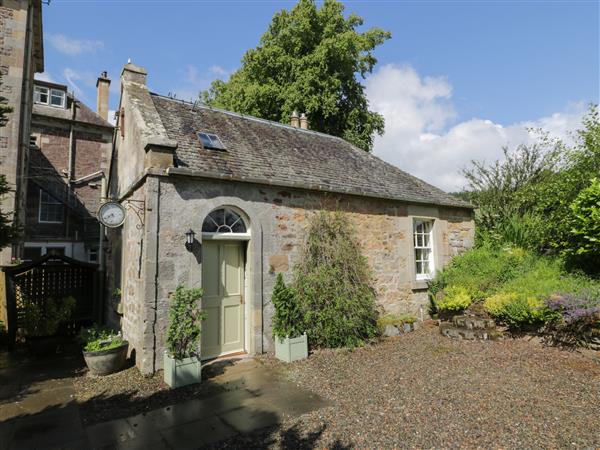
[198, 132, 226, 150]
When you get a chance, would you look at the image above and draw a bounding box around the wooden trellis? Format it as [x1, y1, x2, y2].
[3, 254, 99, 346]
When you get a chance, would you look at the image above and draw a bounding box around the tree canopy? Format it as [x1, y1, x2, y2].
[201, 0, 390, 151]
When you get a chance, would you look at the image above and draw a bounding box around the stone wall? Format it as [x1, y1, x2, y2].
[118, 174, 473, 373]
[0, 1, 42, 264]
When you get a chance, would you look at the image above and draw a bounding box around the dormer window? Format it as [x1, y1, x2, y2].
[198, 132, 226, 150]
[34, 85, 66, 108]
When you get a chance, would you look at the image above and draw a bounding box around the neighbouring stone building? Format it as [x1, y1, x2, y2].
[108, 62, 474, 374]
[0, 0, 44, 264]
[24, 76, 113, 261]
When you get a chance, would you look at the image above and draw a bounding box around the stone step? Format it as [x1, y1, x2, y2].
[439, 322, 503, 341]
[452, 315, 496, 330]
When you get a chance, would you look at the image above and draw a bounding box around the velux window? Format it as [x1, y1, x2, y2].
[34, 85, 66, 108]
[38, 189, 63, 223]
[198, 132, 226, 150]
[414, 219, 434, 280]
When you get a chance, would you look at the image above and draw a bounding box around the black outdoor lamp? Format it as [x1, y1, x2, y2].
[185, 228, 196, 251]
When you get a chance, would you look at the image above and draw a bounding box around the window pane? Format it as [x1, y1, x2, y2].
[422, 233, 430, 247]
[50, 90, 65, 107]
[198, 133, 212, 148]
[203, 208, 247, 233]
[416, 261, 423, 275]
[422, 260, 430, 274]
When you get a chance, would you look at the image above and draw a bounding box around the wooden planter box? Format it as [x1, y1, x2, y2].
[163, 352, 202, 388]
[275, 333, 308, 363]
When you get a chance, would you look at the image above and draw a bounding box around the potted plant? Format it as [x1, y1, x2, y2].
[80, 326, 129, 375]
[24, 296, 76, 354]
[272, 273, 308, 363]
[164, 285, 206, 388]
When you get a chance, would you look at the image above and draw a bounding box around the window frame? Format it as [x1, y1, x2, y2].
[34, 85, 66, 108]
[34, 85, 49, 105]
[198, 132, 226, 150]
[38, 189, 64, 223]
[413, 218, 435, 281]
[50, 89, 66, 108]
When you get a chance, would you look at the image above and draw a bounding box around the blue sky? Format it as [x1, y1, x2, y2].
[39, 0, 599, 190]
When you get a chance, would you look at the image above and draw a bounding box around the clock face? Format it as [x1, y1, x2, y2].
[98, 202, 125, 228]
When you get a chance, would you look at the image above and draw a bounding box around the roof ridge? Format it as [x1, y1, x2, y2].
[149, 92, 345, 142]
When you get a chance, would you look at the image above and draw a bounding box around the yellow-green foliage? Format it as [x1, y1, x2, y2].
[482, 257, 590, 328]
[436, 286, 472, 312]
[484, 292, 548, 328]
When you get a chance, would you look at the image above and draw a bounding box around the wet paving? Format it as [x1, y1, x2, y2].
[0, 350, 329, 450]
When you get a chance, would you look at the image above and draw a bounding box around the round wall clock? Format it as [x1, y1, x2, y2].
[97, 201, 126, 228]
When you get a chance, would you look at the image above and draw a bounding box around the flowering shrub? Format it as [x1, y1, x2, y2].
[544, 290, 600, 348]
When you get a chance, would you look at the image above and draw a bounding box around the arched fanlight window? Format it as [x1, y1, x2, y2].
[202, 208, 247, 233]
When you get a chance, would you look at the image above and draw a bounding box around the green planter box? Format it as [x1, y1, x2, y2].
[163, 352, 202, 388]
[275, 333, 308, 363]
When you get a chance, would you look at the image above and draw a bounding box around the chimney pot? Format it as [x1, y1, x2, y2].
[300, 113, 309, 130]
[96, 71, 111, 122]
[290, 110, 300, 128]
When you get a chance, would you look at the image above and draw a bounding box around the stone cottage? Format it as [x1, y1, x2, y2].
[107, 62, 474, 374]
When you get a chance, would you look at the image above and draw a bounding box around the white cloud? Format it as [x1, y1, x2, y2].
[107, 110, 117, 126]
[47, 33, 104, 56]
[63, 68, 89, 101]
[171, 65, 231, 101]
[34, 71, 54, 83]
[208, 65, 229, 76]
[367, 64, 586, 192]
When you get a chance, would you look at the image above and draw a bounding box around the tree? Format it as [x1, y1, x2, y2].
[0, 77, 19, 251]
[202, 0, 390, 151]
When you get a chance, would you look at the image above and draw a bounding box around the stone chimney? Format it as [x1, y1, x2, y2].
[290, 110, 300, 127]
[300, 113, 309, 130]
[96, 71, 110, 121]
[121, 60, 148, 85]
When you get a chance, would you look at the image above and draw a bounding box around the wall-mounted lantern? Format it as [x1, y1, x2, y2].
[185, 228, 196, 251]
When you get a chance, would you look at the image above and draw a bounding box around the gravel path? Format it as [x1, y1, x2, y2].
[213, 323, 600, 449]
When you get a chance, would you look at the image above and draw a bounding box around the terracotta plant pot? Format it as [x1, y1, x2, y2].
[83, 341, 129, 376]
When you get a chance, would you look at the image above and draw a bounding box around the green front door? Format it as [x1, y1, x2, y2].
[201, 241, 245, 359]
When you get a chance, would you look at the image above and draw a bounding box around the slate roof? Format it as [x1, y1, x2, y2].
[151, 94, 471, 209]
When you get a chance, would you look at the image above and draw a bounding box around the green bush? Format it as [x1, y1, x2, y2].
[436, 286, 472, 312]
[294, 210, 379, 348]
[80, 325, 125, 352]
[271, 273, 303, 339]
[430, 245, 529, 301]
[166, 285, 206, 360]
[484, 292, 550, 328]
[570, 178, 600, 256]
[24, 296, 76, 337]
[483, 257, 597, 328]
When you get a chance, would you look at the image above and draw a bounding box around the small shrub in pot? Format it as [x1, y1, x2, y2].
[80, 326, 128, 376]
[272, 273, 307, 362]
[164, 285, 206, 388]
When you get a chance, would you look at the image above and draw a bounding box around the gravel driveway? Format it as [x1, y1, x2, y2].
[213, 323, 600, 449]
